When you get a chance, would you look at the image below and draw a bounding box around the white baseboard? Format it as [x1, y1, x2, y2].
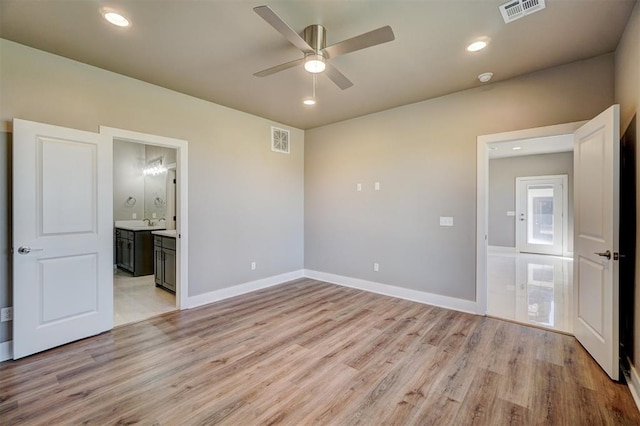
[303, 270, 477, 314]
[186, 269, 305, 309]
[626, 359, 640, 413]
[0, 340, 13, 362]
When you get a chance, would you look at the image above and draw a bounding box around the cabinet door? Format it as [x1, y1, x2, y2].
[162, 249, 176, 292]
[154, 245, 163, 286]
[122, 239, 133, 271]
[115, 237, 123, 267]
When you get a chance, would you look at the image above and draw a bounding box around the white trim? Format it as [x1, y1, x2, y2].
[476, 121, 586, 316]
[186, 270, 305, 309]
[0, 340, 13, 362]
[100, 126, 189, 310]
[304, 270, 477, 314]
[625, 359, 640, 413]
[488, 245, 517, 253]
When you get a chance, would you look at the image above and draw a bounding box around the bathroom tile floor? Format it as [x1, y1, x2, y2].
[487, 247, 573, 334]
[114, 269, 176, 327]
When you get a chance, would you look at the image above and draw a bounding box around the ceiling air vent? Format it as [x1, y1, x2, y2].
[271, 126, 290, 154]
[499, 0, 546, 23]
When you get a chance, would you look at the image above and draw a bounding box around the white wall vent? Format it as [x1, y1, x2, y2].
[499, 0, 546, 23]
[271, 126, 290, 154]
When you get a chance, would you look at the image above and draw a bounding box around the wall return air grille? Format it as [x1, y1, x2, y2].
[271, 126, 290, 154]
[499, 0, 546, 23]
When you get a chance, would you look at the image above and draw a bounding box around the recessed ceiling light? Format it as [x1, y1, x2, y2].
[512, 146, 522, 151]
[467, 40, 488, 52]
[303, 98, 316, 106]
[101, 9, 130, 27]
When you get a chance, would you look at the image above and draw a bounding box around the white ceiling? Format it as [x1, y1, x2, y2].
[488, 134, 574, 159]
[0, 0, 636, 130]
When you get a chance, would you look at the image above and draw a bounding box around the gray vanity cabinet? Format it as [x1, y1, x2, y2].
[115, 228, 154, 276]
[154, 235, 176, 293]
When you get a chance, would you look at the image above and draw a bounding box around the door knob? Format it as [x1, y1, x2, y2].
[17, 246, 44, 255]
[594, 250, 611, 260]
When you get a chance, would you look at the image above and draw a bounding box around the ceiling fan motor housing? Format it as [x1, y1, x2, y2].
[303, 25, 327, 52]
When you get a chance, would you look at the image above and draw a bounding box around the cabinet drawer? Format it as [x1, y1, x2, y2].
[162, 237, 176, 251]
[154, 235, 162, 246]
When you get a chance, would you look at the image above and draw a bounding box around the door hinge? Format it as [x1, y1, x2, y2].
[614, 252, 619, 261]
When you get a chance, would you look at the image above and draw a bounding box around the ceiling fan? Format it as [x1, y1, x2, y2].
[253, 5, 395, 90]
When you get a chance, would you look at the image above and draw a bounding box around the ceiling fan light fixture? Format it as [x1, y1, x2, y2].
[304, 54, 326, 73]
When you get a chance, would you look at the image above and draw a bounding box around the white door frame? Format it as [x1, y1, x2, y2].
[100, 127, 189, 309]
[515, 174, 569, 256]
[476, 121, 585, 315]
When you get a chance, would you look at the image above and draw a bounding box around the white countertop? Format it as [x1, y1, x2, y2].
[152, 229, 177, 238]
[115, 220, 166, 232]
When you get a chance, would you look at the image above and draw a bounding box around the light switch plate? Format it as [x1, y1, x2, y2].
[374, 182, 380, 191]
[356, 183, 362, 192]
[439, 216, 454, 227]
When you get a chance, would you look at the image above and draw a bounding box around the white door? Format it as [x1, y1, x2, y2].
[13, 119, 113, 359]
[573, 105, 620, 380]
[516, 175, 567, 256]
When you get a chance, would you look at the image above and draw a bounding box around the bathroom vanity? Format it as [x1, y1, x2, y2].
[152, 230, 177, 293]
[115, 220, 166, 277]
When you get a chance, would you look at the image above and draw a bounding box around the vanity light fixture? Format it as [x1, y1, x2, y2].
[101, 8, 130, 27]
[143, 158, 167, 176]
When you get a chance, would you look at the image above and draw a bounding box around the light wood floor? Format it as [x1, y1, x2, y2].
[1, 279, 639, 425]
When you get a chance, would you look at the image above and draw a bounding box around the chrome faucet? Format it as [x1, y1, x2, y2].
[143, 218, 151, 226]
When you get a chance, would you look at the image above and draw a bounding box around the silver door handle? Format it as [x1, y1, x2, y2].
[594, 250, 611, 260]
[17, 246, 44, 255]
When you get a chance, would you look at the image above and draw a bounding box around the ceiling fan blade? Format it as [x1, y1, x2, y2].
[254, 58, 305, 77]
[323, 26, 395, 59]
[324, 63, 353, 90]
[254, 6, 314, 54]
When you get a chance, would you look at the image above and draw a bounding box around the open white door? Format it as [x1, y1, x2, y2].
[13, 119, 113, 359]
[573, 105, 620, 380]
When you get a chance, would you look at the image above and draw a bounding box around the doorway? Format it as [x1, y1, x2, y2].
[516, 175, 568, 256]
[112, 140, 178, 326]
[476, 122, 584, 330]
[101, 126, 189, 313]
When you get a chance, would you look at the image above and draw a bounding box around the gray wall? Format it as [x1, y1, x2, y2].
[488, 152, 574, 251]
[305, 54, 613, 302]
[0, 38, 305, 349]
[614, 1, 640, 376]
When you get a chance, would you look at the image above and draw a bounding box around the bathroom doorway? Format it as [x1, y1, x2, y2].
[101, 126, 189, 327]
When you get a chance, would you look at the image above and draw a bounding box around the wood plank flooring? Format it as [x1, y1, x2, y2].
[1, 279, 639, 425]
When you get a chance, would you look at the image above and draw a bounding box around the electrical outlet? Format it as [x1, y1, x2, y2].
[1, 307, 12, 322]
[132, 213, 137, 219]
[439, 216, 454, 227]
[373, 262, 379, 272]
[356, 183, 362, 192]
[251, 262, 256, 271]
[374, 182, 380, 191]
